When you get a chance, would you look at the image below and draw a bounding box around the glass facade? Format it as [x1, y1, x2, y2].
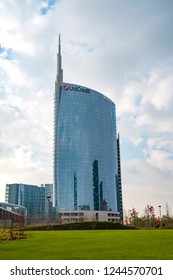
[5, 183, 53, 222]
[6, 183, 39, 221]
[54, 83, 118, 212]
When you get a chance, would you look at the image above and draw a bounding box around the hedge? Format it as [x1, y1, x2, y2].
[25, 221, 136, 231]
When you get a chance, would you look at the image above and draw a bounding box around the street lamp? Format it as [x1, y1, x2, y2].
[47, 196, 51, 225]
[158, 205, 161, 220]
[78, 205, 81, 222]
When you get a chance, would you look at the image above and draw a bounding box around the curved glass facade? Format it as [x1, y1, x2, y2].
[54, 82, 118, 212]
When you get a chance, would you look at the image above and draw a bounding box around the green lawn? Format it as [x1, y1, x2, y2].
[0, 229, 173, 260]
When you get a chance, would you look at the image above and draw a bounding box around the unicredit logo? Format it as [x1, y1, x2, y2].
[63, 85, 70, 91]
[63, 85, 90, 94]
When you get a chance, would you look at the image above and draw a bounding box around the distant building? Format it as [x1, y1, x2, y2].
[5, 183, 53, 223]
[39, 184, 53, 222]
[117, 134, 123, 220]
[60, 210, 120, 223]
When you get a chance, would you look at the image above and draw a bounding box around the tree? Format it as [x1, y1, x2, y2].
[144, 205, 157, 228]
[161, 203, 173, 227]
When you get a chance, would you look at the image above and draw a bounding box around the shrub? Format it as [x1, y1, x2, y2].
[0, 230, 27, 241]
[25, 221, 136, 231]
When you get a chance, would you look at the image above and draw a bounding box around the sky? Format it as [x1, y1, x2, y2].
[0, 0, 173, 217]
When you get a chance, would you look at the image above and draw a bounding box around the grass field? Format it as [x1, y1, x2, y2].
[0, 229, 173, 260]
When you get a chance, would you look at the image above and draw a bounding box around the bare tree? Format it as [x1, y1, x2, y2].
[144, 205, 156, 228]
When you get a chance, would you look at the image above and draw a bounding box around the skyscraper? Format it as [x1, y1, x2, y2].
[53, 36, 123, 221]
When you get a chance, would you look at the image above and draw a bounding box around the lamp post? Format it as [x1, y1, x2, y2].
[158, 205, 161, 219]
[47, 196, 51, 226]
[78, 205, 81, 222]
[158, 205, 162, 228]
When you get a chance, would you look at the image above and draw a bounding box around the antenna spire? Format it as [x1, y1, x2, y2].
[58, 34, 61, 55]
[55, 34, 63, 92]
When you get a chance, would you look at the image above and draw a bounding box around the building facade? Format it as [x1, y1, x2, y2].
[39, 184, 53, 222]
[53, 36, 123, 221]
[60, 210, 120, 223]
[0, 202, 27, 225]
[5, 183, 53, 223]
[116, 134, 123, 220]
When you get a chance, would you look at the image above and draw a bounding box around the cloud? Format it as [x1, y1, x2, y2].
[122, 158, 173, 216]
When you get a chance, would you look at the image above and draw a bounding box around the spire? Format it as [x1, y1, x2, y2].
[58, 34, 61, 55]
[55, 34, 63, 92]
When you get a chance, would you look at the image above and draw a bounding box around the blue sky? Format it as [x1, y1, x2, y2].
[0, 0, 173, 216]
[40, 0, 57, 15]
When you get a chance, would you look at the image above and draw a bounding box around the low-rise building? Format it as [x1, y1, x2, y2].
[59, 210, 120, 223]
